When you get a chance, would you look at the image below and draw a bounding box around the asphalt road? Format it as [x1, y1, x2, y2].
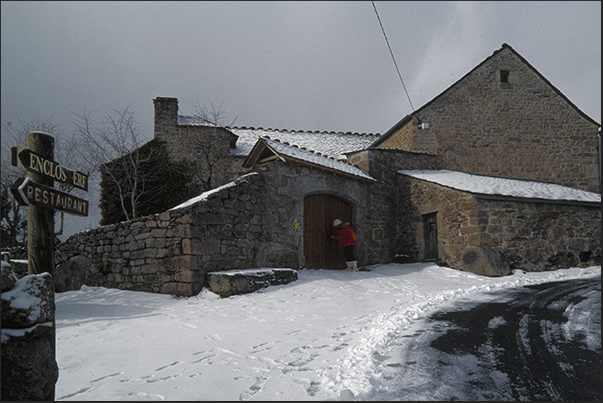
[398, 276, 601, 401]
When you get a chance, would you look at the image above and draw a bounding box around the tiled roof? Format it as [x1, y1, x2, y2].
[248, 137, 376, 182]
[177, 115, 380, 159]
[226, 126, 379, 160]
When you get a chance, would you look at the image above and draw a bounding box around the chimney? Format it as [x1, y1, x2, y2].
[153, 97, 179, 140]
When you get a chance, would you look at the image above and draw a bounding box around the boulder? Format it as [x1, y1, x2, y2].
[459, 246, 512, 277]
[1, 261, 17, 292]
[1, 273, 55, 328]
[8, 260, 28, 279]
[207, 268, 298, 297]
[54, 255, 92, 292]
[1, 271, 58, 401]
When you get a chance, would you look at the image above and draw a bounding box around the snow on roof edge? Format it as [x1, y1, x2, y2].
[262, 137, 376, 182]
[398, 169, 601, 203]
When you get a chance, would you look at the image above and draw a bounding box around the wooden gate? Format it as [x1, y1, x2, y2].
[304, 194, 352, 269]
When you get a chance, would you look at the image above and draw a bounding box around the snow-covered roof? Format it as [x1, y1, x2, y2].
[176, 115, 380, 159]
[398, 169, 601, 203]
[248, 137, 376, 182]
[226, 126, 378, 160]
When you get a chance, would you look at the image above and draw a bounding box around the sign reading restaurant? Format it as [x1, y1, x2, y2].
[11, 177, 89, 217]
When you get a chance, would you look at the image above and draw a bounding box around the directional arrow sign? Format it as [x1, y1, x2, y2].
[14, 147, 89, 192]
[10, 177, 89, 217]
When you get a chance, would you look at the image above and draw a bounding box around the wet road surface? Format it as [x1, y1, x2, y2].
[396, 276, 601, 401]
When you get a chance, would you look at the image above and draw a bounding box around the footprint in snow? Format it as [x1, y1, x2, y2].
[155, 361, 179, 371]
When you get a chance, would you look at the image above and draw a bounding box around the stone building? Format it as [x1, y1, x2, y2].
[56, 43, 600, 296]
[373, 43, 600, 193]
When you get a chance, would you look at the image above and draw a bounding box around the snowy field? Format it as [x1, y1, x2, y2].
[54, 263, 601, 401]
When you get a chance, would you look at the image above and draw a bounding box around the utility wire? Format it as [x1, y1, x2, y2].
[371, 1, 415, 112]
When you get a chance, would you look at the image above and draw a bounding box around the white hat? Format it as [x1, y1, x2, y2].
[333, 219, 342, 227]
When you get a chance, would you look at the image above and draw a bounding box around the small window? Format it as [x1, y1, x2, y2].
[500, 70, 510, 83]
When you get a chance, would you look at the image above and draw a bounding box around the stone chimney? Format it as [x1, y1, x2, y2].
[153, 97, 179, 140]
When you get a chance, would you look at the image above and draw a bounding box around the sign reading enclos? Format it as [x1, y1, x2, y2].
[12, 146, 89, 191]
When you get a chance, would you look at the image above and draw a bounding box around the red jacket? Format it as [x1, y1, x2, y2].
[335, 224, 356, 248]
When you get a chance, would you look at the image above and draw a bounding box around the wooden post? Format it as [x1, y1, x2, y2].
[26, 131, 55, 275]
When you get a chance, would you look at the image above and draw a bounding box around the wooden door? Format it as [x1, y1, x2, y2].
[304, 194, 352, 269]
[423, 213, 438, 261]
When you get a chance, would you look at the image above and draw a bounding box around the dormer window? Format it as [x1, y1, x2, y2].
[500, 69, 510, 83]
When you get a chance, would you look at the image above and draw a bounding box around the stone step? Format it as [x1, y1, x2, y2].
[207, 268, 298, 297]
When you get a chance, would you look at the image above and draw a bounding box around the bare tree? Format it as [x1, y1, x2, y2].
[0, 117, 81, 247]
[182, 100, 240, 191]
[1, 154, 26, 249]
[71, 107, 191, 224]
[191, 99, 239, 127]
[71, 107, 155, 221]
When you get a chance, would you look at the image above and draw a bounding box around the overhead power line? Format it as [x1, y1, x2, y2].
[371, 1, 415, 112]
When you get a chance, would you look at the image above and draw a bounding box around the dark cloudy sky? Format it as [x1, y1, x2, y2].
[1, 1, 600, 235]
[2, 1, 600, 137]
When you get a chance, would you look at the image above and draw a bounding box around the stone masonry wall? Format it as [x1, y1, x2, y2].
[56, 173, 268, 297]
[354, 148, 442, 263]
[56, 160, 401, 297]
[254, 160, 374, 267]
[379, 46, 600, 193]
[471, 197, 601, 273]
[55, 202, 204, 297]
[398, 175, 601, 276]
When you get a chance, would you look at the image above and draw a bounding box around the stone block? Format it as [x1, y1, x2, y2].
[207, 268, 298, 297]
[1, 273, 55, 328]
[174, 270, 200, 283]
[459, 246, 511, 277]
[160, 282, 202, 297]
[1, 261, 17, 292]
[1, 323, 58, 401]
[192, 239, 220, 254]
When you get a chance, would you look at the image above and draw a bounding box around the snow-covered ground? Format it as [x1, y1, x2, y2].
[54, 263, 600, 401]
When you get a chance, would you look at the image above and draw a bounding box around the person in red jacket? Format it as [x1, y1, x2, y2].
[331, 219, 358, 271]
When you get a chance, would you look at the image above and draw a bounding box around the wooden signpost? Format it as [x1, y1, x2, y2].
[7, 131, 88, 402]
[9, 132, 89, 275]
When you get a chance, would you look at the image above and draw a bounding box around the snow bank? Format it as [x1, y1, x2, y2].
[54, 263, 600, 401]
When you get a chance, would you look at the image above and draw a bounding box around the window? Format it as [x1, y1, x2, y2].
[500, 70, 510, 83]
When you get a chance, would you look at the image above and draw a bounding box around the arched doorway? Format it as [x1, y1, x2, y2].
[303, 194, 352, 269]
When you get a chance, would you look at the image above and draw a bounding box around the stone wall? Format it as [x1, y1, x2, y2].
[398, 175, 601, 276]
[56, 157, 411, 296]
[256, 158, 374, 267]
[379, 46, 600, 193]
[348, 148, 441, 263]
[56, 173, 268, 297]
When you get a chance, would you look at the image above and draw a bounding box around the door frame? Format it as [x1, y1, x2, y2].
[423, 212, 438, 261]
[303, 193, 353, 269]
